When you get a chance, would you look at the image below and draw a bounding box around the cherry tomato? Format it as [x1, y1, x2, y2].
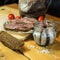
[16, 16, 21, 19]
[8, 14, 15, 20]
[38, 16, 44, 22]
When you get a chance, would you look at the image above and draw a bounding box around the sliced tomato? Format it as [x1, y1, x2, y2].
[16, 16, 21, 19]
[38, 16, 44, 22]
[8, 14, 15, 20]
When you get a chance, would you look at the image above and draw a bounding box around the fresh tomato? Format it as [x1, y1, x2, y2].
[8, 14, 15, 20]
[15, 16, 21, 19]
[38, 16, 44, 22]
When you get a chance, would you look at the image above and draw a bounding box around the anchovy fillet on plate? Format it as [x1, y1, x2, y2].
[4, 17, 37, 31]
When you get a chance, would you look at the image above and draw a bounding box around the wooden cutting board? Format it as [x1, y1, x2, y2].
[0, 6, 31, 41]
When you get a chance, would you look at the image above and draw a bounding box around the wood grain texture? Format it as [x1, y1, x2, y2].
[0, 5, 31, 41]
[22, 40, 60, 60]
[0, 4, 60, 60]
[0, 42, 28, 60]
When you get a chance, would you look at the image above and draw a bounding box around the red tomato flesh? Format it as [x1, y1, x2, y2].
[16, 16, 21, 19]
[8, 14, 15, 20]
[38, 16, 44, 22]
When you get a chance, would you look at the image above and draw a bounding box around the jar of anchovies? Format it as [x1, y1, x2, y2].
[33, 20, 56, 46]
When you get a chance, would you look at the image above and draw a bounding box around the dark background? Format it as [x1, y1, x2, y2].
[47, 0, 60, 18]
[0, 0, 60, 18]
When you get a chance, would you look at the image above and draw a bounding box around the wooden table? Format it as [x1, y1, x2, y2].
[5, 3, 60, 41]
[0, 3, 60, 60]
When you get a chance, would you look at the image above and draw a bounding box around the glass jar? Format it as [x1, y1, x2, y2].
[33, 20, 56, 46]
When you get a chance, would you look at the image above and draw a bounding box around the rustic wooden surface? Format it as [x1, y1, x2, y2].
[0, 4, 31, 41]
[0, 3, 60, 60]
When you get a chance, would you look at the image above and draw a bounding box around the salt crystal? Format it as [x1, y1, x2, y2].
[39, 49, 50, 54]
[28, 45, 35, 49]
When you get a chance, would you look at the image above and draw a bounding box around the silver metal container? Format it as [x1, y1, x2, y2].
[18, 0, 52, 18]
[33, 21, 56, 46]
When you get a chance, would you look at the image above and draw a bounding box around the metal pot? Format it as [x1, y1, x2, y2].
[18, 0, 52, 18]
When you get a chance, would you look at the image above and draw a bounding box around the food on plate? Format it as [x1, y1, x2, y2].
[0, 31, 24, 50]
[16, 16, 21, 19]
[38, 16, 44, 22]
[8, 14, 15, 20]
[8, 14, 21, 20]
[4, 17, 37, 31]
